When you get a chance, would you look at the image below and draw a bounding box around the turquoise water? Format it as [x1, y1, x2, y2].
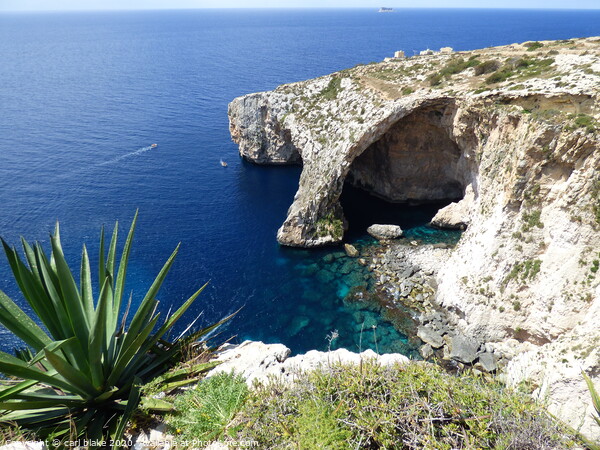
[0, 9, 597, 355]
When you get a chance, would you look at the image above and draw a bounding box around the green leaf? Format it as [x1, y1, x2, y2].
[50, 228, 91, 344]
[113, 377, 142, 445]
[44, 348, 99, 398]
[88, 278, 113, 389]
[1, 239, 62, 339]
[113, 210, 138, 323]
[583, 371, 600, 419]
[80, 244, 95, 323]
[0, 351, 82, 396]
[140, 396, 174, 412]
[0, 290, 52, 351]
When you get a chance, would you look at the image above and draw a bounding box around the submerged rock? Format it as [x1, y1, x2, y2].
[288, 316, 311, 336]
[367, 224, 403, 240]
[344, 243, 359, 257]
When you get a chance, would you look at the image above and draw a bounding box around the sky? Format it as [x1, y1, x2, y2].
[1, 0, 599, 10]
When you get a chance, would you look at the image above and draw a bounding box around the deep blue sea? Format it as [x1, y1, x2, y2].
[1, 8, 599, 356]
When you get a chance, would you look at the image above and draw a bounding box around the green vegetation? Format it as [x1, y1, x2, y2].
[320, 76, 343, 100]
[166, 372, 248, 442]
[402, 86, 415, 95]
[315, 212, 344, 240]
[513, 300, 522, 311]
[485, 57, 554, 85]
[504, 259, 542, 286]
[583, 371, 600, 428]
[593, 178, 600, 225]
[232, 362, 579, 449]
[0, 213, 230, 444]
[524, 41, 545, 51]
[569, 114, 599, 134]
[486, 67, 516, 85]
[522, 209, 544, 232]
[474, 59, 501, 75]
[428, 57, 481, 86]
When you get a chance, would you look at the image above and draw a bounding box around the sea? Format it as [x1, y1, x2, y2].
[0, 8, 599, 356]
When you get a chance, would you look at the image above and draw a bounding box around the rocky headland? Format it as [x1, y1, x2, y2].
[229, 37, 600, 438]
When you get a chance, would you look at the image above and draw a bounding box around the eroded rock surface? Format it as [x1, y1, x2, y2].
[205, 340, 410, 386]
[229, 37, 600, 438]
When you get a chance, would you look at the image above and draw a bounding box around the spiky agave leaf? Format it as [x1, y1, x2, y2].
[583, 371, 600, 427]
[0, 212, 230, 443]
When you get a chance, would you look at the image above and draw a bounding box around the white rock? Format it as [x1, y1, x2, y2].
[205, 341, 410, 386]
[0, 443, 46, 450]
[367, 224, 403, 240]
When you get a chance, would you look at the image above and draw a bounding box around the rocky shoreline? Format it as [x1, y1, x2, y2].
[365, 238, 504, 372]
[227, 37, 600, 438]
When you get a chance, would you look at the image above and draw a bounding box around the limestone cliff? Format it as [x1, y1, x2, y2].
[229, 37, 600, 437]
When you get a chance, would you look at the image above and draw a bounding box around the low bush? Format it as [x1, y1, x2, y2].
[166, 372, 248, 442]
[524, 41, 545, 51]
[233, 362, 580, 449]
[428, 57, 481, 86]
[320, 76, 343, 100]
[474, 59, 501, 75]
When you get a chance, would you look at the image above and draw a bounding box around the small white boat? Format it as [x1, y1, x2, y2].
[220, 159, 228, 167]
[151, 143, 158, 148]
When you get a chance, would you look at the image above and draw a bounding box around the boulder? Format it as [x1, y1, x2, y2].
[430, 184, 474, 229]
[367, 224, 403, 240]
[420, 343, 434, 359]
[344, 243, 359, 257]
[206, 341, 291, 385]
[446, 334, 480, 364]
[417, 325, 444, 348]
[475, 352, 498, 372]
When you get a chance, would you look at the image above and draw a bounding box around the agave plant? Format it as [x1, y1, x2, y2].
[0, 212, 229, 444]
[583, 371, 600, 427]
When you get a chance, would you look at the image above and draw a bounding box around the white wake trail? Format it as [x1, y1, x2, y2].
[99, 145, 154, 166]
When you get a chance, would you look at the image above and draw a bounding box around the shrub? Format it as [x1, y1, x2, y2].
[573, 114, 598, 134]
[474, 59, 501, 75]
[320, 76, 343, 100]
[0, 213, 231, 443]
[524, 41, 544, 51]
[486, 67, 515, 84]
[234, 362, 580, 449]
[166, 372, 248, 442]
[522, 209, 544, 232]
[428, 57, 481, 86]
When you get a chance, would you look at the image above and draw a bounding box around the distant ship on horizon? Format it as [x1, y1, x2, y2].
[378, 7, 394, 12]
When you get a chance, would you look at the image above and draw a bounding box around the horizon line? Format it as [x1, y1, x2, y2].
[2, 6, 600, 12]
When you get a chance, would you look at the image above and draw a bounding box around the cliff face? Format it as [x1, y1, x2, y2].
[229, 37, 600, 436]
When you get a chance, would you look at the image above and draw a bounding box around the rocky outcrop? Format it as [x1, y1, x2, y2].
[229, 37, 600, 438]
[430, 184, 475, 229]
[205, 340, 410, 385]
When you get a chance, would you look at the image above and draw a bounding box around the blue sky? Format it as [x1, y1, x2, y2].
[1, 0, 599, 10]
